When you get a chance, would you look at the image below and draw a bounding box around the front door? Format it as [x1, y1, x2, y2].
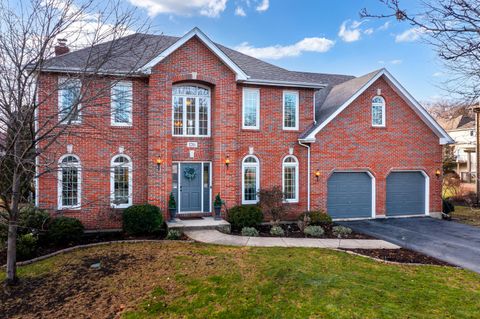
[179, 163, 202, 212]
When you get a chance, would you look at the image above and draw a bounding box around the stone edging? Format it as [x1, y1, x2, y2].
[2, 239, 193, 268]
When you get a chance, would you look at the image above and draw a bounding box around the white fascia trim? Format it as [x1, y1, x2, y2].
[242, 79, 326, 89]
[139, 27, 249, 81]
[303, 68, 455, 145]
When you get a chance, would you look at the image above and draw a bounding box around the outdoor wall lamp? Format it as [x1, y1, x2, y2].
[225, 155, 230, 169]
[435, 169, 441, 179]
[314, 169, 321, 182]
[155, 156, 163, 171]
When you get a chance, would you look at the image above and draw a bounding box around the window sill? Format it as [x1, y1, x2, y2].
[57, 207, 81, 211]
[241, 128, 260, 132]
[111, 124, 133, 128]
[282, 128, 299, 132]
[371, 125, 386, 129]
[172, 135, 211, 138]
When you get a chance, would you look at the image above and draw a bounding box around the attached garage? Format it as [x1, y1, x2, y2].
[327, 172, 373, 219]
[386, 171, 427, 216]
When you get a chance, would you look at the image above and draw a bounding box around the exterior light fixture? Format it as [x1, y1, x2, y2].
[314, 169, 321, 182]
[155, 156, 163, 171]
[435, 169, 441, 179]
[225, 155, 230, 168]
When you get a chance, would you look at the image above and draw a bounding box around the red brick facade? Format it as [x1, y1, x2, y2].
[36, 36, 443, 229]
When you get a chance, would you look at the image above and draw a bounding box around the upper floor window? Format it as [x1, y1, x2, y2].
[371, 96, 386, 127]
[110, 155, 132, 208]
[282, 156, 299, 203]
[58, 154, 81, 209]
[283, 91, 299, 130]
[58, 77, 81, 124]
[242, 88, 260, 129]
[111, 81, 132, 126]
[242, 155, 260, 204]
[172, 84, 210, 136]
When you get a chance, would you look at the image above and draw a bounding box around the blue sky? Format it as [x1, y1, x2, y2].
[122, 1, 447, 101]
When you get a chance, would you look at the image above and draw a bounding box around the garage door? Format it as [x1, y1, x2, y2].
[327, 172, 372, 219]
[386, 171, 426, 216]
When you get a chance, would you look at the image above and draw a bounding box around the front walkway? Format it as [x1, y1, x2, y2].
[185, 230, 400, 249]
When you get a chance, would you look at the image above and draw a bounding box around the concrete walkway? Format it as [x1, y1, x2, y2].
[184, 229, 400, 249]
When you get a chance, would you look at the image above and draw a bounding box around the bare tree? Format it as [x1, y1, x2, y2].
[361, 0, 480, 103]
[0, 0, 158, 285]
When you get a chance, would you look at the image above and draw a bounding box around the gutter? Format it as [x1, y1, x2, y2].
[298, 140, 312, 211]
[240, 79, 327, 89]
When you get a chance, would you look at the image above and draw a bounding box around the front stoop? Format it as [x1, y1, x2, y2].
[167, 217, 231, 233]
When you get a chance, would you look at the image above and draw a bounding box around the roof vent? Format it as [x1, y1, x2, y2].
[54, 38, 70, 56]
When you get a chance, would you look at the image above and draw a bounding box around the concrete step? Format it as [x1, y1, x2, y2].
[167, 217, 231, 233]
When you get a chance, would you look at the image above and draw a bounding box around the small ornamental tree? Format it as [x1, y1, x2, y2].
[257, 186, 287, 224]
[168, 192, 176, 209]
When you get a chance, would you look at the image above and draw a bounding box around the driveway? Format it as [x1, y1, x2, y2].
[339, 217, 480, 273]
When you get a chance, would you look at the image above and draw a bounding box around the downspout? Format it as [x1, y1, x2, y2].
[298, 140, 311, 211]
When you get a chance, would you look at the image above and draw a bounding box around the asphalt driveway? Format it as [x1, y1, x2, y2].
[339, 217, 480, 273]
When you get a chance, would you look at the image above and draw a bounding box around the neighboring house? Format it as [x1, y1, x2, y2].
[438, 114, 476, 182]
[35, 28, 453, 230]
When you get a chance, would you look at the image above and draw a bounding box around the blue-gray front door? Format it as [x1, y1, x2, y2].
[386, 172, 426, 216]
[180, 163, 202, 212]
[327, 172, 372, 219]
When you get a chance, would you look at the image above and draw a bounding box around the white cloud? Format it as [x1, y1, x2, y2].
[395, 27, 425, 42]
[338, 20, 362, 42]
[433, 72, 444, 77]
[390, 59, 402, 65]
[235, 37, 335, 60]
[378, 59, 402, 65]
[128, 0, 227, 17]
[235, 6, 246, 16]
[256, 0, 269, 12]
[378, 21, 391, 31]
[364, 28, 374, 35]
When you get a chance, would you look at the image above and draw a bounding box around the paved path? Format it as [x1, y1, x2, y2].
[339, 217, 480, 273]
[184, 230, 399, 249]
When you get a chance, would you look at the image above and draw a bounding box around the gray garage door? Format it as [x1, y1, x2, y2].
[327, 172, 372, 219]
[386, 172, 426, 216]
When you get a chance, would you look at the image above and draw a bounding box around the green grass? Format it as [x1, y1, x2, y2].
[2, 242, 480, 319]
[453, 205, 480, 227]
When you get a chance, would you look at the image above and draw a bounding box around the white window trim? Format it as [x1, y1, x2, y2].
[242, 155, 260, 204]
[282, 155, 299, 203]
[58, 77, 82, 124]
[111, 81, 133, 127]
[283, 90, 299, 130]
[57, 154, 82, 210]
[371, 96, 386, 127]
[110, 154, 133, 208]
[242, 88, 260, 129]
[171, 84, 211, 137]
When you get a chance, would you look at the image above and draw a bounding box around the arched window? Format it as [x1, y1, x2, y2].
[110, 155, 133, 208]
[283, 156, 299, 202]
[242, 155, 260, 204]
[172, 84, 211, 136]
[371, 96, 385, 127]
[58, 154, 81, 209]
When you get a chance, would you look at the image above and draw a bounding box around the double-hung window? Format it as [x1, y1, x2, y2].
[242, 88, 260, 129]
[172, 85, 210, 136]
[111, 81, 133, 126]
[58, 155, 81, 209]
[283, 91, 299, 130]
[110, 155, 132, 208]
[58, 78, 81, 124]
[282, 156, 299, 203]
[371, 96, 386, 127]
[242, 155, 260, 204]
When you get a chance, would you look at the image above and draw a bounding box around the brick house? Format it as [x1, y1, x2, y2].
[35, 28, 453, 230]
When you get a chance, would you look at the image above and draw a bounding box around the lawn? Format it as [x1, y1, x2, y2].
[1, 242, 479, 319]
[453, 205, 480, 227]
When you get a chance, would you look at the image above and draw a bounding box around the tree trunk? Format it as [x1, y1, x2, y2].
[6, 219, 18, 285]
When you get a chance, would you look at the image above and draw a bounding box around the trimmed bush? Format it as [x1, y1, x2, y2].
[227, 205, 263, 230]
[269, 225, 285, 237]
[332, 226, 352, 238]
[122, 204, 163, 235]
[166, 229, 182, 240]
[241, 227, 259, 237]
[18, 205, 50, 235]
[304, 225, 324, 238]
[299, 211, 332, 227]
[17, 233, 38, 260]
[47, 217, 84, 245]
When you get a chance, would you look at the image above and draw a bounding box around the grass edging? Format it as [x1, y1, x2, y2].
[1, 239, 193, 268]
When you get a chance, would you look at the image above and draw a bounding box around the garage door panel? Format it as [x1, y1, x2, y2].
[327, 172, 372, 219]
[386, 172, 425, 216]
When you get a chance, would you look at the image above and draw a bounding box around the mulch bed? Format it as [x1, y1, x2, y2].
[342, 248, 453, 266]
[231, 223, 374, 239]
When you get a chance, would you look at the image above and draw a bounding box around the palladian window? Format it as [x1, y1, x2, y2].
[372, 96, 386, 127]
[172, 84, 210, 136]
[242, 155, 260, 204]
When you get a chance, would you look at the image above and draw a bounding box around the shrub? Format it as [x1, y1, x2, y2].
[332, 226, 352, 238]
[122, 204, 163, 235]
[227, 205, 263, 230]
[166, 229, 182, 240]
[258, 186, 287, 223]
[442, 198, 455, 215]
[241, 227, 259, 237]
[304, 225, 324, 238]
[18, 205, 50, 235]
[17, 233, 38, 260]
[47, 217, 84, 245]
[299, 211, 332, 227]
[269, 225, 285, 237]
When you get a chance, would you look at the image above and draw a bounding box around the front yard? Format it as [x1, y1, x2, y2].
[1, 242, 479, 319]
[453, 205, 480, 227]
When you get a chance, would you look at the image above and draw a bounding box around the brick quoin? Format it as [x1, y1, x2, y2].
[37, 36, 443, 230]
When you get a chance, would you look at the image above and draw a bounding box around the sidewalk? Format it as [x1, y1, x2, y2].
[184, 230, 400, 249]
